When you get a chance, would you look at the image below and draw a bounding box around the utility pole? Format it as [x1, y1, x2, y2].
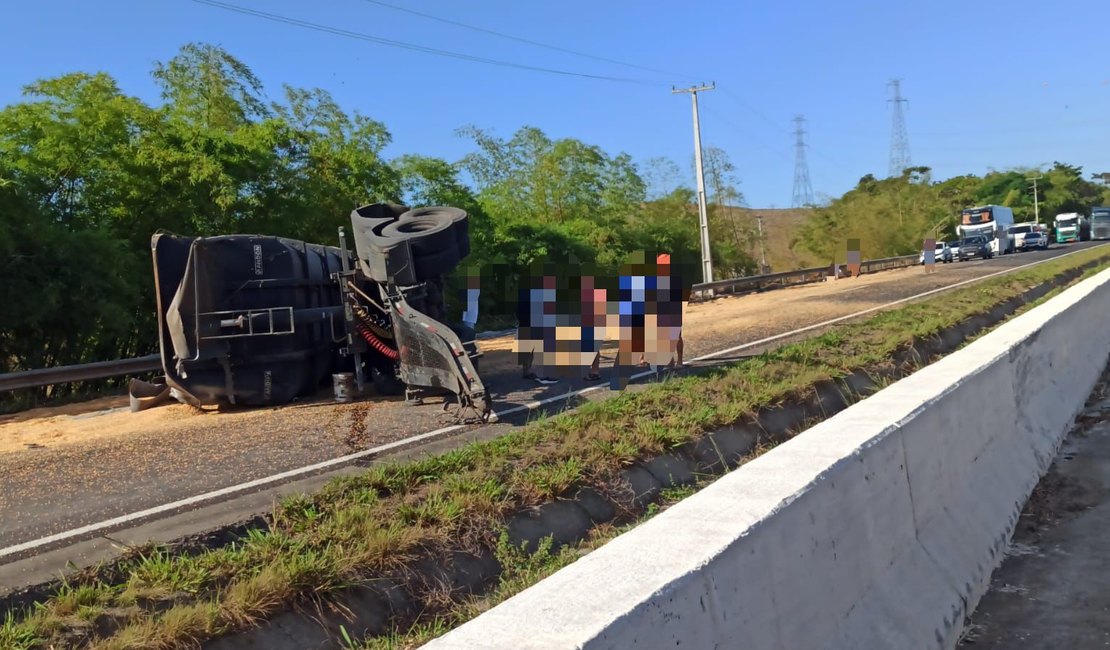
[756, 213, 768, 272]
[673, 82, 715, 284]
[1027, 173, 1043, 226]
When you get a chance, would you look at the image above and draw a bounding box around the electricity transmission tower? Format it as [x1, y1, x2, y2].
[791, 115, 815, 207]
[888, 79, 912, 177]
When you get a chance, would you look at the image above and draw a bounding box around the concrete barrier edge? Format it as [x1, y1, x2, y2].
[425, 266, 1110, 650]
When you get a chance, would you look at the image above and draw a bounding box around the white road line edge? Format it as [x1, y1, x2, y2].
[0, 424, 464, 558]
[694, 246, 1095, 362]
[2, 245, 1101, 559]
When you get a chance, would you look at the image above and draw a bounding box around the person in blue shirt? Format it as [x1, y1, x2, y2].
[611, 254, 652, 390]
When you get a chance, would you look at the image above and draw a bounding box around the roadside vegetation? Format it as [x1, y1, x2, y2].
[5, 41, 1110, 411]
[795, 164, 1110, 264]
[3, 244, 1109, 650]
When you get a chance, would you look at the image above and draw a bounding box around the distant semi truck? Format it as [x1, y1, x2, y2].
[1054, 212, 1090, 243]
[1092, 207, 1110, 240]
[958, 204, 1015, 255]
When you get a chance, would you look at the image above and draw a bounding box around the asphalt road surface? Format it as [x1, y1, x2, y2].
[0, 241, 1104, 565]
[958, 369, 1110, 648]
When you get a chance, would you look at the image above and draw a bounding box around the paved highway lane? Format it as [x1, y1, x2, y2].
[0, 241, 1104, 565]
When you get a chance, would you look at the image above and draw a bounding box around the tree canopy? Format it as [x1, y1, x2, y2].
[794, 164, 1110, 262]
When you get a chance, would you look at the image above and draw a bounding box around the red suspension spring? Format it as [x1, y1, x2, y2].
[356, 323, 400, 361]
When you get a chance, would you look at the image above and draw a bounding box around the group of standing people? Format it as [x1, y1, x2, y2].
[515, 252, 691, 391]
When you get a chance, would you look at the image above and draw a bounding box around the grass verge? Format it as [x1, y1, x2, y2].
[4, 246, 1110, 650]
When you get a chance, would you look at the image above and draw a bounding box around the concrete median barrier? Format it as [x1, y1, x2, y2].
[425, 267, 1110, 650]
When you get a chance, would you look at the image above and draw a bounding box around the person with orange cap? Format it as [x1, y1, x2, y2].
[654, 252, 685, 369]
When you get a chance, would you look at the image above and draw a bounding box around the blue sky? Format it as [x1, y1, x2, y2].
[2, 0, 1108, 207]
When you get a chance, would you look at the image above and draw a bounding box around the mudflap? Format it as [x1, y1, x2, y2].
[388, 293, 493, 423]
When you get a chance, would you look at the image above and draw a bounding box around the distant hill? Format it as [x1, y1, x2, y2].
[715, 207, 823, 273]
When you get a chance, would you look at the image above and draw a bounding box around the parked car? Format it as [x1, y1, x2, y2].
[957, 236, 993, 261]
[919, 241, 954, 264]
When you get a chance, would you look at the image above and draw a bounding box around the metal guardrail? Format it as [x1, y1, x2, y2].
[0, 354, 162, 393]
[689, 254, 919, 300]
[2, 254, 920, 393]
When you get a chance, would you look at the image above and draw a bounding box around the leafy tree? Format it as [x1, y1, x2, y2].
[0, 72, 156, 235]
[795, 167, 949, 261]
[152, 42, 269, 131]
[457, 125, 645, 227]
[698, 146, 756, 269]
[639, 156, 685, 201]
[265, 85, 399, 242]
[394, 155, 476, 210]
[0, 71, 161, 386]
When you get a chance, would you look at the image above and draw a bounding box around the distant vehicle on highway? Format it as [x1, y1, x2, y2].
[919, 241, 953, 264]
[1092, 207, 1110, 240]
[957, 236, 993, 261]
[1021, 228, 1048, 250]
[958, 205, 1015, 255]
[1009, 223, 1048, 251]
[1055, 212, 1090, 243]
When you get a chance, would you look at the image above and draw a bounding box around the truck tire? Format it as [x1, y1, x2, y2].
[414, 244, 462, 280]
[380, 213, 455, 257]
[401, 207, 470, 259]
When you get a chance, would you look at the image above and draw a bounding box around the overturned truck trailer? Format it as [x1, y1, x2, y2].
[149, 203, 492, 422]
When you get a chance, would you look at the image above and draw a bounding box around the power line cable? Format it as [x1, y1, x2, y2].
[714, 87, 857, 178]
[701, 104, 836, 204]
[189, 0, 665, 85]
[369, 0, 834, 117]
[718, 87, 789, 133]
[701, 105, 791, 163]
[703, 104, 852, 184]
[367, 0, 819, 137]
[357, 0, 699, 82]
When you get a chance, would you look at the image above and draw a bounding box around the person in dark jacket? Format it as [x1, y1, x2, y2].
[516, 265, 559, 385]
